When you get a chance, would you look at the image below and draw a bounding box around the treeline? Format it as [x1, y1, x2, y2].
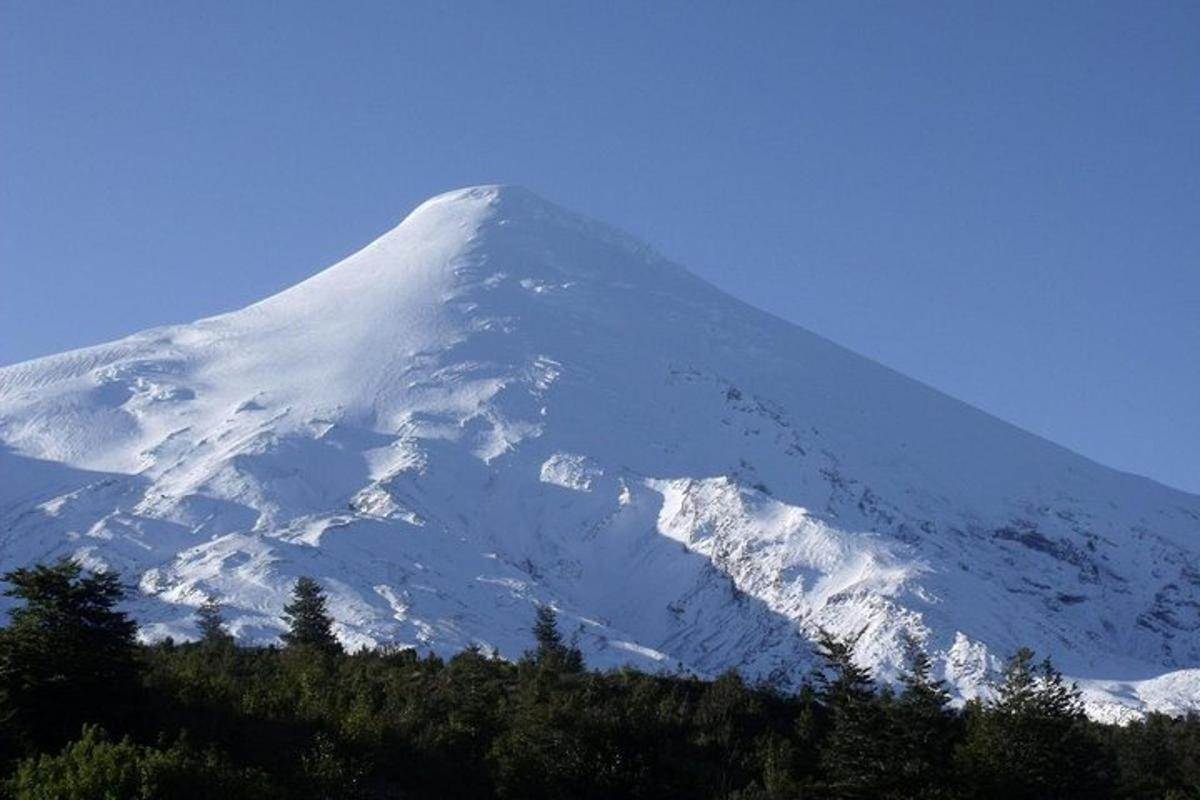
[0, 559, 1198, 799]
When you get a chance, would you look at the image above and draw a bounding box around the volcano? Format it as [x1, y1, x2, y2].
[1, 185, 1197, 720]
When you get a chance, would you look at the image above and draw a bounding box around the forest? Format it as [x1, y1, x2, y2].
[0, 559, 1197, 799]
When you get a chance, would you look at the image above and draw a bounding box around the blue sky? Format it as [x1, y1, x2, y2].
[1, 1, 1197, 493]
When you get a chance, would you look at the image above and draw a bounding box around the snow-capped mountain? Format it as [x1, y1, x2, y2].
[1, 185, 1197, 720]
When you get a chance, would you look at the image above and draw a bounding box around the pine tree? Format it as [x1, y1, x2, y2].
[813, 630, 891, 799]
[996, 646, 1038, 711]
[957, 647, 1108, 799]
[1029, 655, 1084, 718]
[281, 576, 341, 654]
[889, 640, 956, 798]
[529, 604, 583, 672]
[196, 596, 233, 646]
[0, 559, 139, 747]
[533, 605, 562, 655]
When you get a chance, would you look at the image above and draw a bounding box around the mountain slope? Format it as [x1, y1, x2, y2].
[1, 185, 1197, 720]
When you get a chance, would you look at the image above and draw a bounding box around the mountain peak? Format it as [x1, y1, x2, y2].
[251, 185, 665, 317]
[410, 183, 543, 212]
[397, 184, 584, 239]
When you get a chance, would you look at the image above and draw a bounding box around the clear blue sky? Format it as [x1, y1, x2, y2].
[2, 1, 1197, 493]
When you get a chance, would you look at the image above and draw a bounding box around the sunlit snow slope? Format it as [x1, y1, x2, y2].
[1, 186, 1197, 719]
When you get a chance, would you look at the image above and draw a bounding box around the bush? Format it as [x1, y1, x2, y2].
[7, 725, 273, 799]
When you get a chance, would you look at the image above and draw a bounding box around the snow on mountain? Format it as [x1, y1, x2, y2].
[1, 185, 1197, 719]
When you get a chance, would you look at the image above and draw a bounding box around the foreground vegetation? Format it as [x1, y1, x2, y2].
[1, 560, 1197, 799]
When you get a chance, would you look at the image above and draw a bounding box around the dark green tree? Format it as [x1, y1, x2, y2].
[888, 640, 957, 798]
[195, 596, 233, 647]
[529, 604, 583, 672]
[1108, 711, 1200, 799]
[812, 630, 892, 799]
[957, 647, 1109, 799]
[532, 605, 562, 654]
[0, 559, 139, 747]
[692, 670, 768, 794]
[280, 576, 341, 654]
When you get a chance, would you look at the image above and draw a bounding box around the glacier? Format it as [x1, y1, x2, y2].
[1, 185, 1197, 721]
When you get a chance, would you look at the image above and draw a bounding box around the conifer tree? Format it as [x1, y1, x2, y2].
[529, 604, 583, 672]
[0, 559, 139, 746]
[813, 630, 891, 799]
[281, 576, 341, 654]
[889, 640, 955, 797]
[196, 596, 234, 646]
[532, 604, 562, 654]
[957, 647, 1108, 799]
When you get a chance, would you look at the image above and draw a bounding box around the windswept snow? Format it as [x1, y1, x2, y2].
[1, 185, 1197, 716]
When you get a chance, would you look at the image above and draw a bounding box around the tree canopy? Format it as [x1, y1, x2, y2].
[0, 559, 139, 748]
[194, 596, 233, 647]
[0, 559, 1197, 799]
[280, 576, 341, 654]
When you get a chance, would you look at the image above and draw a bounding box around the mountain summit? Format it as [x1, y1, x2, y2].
[1, 186, 1197, 719]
